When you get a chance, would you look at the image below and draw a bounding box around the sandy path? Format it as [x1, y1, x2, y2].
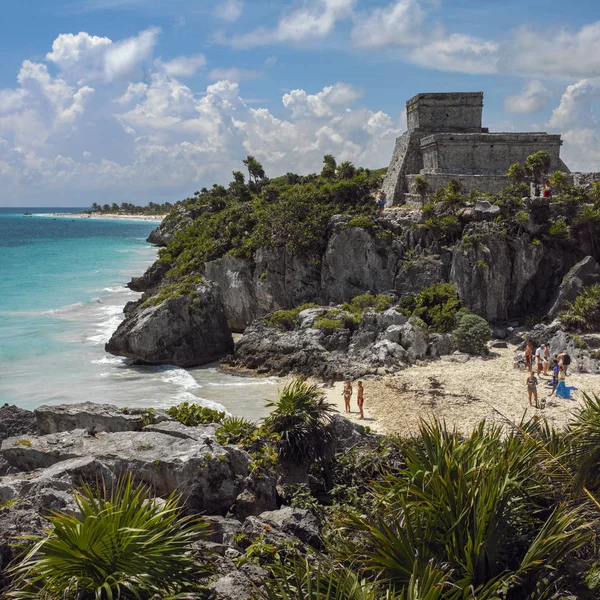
[325, 346, 600, 436]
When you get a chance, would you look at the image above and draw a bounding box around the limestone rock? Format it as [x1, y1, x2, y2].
[1, 429, 251, 515]
[0, 405, 37, 444]
[106, 280, 233, 367]
[258, 506, 321, 548]
[205, 515, 244, 548]
[473, 200, 501, 220]
[548, 256, 600, 319]
[34, 402, 166, 435]
[395, 256, 448, 295]
[232, 475, 278, 520]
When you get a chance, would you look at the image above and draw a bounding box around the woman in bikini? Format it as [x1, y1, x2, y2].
[526, 369, 538, 408]
[356, 381, 365, 420]
[343, 380, 353, 413]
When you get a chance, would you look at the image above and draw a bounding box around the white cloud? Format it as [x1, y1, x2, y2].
[503, 22, 600, 78]
[351, 0, 429, 48]
[208, 68, 264, 82]
[46, 32, 112, 75]
[264, 56, 278, 69]
[228, 0, 356, 48]
[545, 80, 600, 172]
[409, 33, 499, 74]
[504, 80, 551, 114]
[282, 82, 362, 118]
[213, 0, 244, 22]
[155, 54, 207, 78]
[104, 27, 160, 81]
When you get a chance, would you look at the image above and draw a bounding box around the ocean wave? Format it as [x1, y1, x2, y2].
[156, 366, 203, 391]
[206, 378, 279, 387]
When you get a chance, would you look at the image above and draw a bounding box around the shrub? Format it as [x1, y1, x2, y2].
[547, 216, 571, 241]
[560, 283, 600, 332]
[400, 283, 461, 333]
[216, 416, 258, 446]
[313, 317, 344, 332]
[341, 292, 392, 314]
[7, 476, 209, 599]
[266, 303, 319, 330]
[167, 402, 226, 426]
[453, 311, 491, 354]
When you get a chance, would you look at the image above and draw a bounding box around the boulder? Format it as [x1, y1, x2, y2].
[106, 280, 233, 367]
[399, 323, 429, 360]
[205, 515, 244, 547]
[34, 402, 167, 435]
[548, 256, 600, 319]
[395, 256, 448, 296]
[232, 475, 278, 520]
[325, 414, 367, 453]
[1, 429, 251, 515]
[428, 333, 457, 357]
[211, 565, 268, 600]
[0, 406, 37, 445]
[258, 506, 321, 548]
[473, 200, 501, 221]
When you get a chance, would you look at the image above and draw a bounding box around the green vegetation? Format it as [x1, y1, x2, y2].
[87, 201, 172, 215]
[400, 283, 463, 333]
[453, 311, 491, 354]
[312, 317, 345, 332]
[12, 439, 32, 447]
[524, 149, 552, 183]
[266, 304, 319, 330]
[264, 379, 335, 464]
[156, 155, 382, 284]
[167, 402, 226, 426]
[6, 476, 209, 598]
[215, 416, 258, 446]
[142, 275, 205, 308]
[341, 292, 392, 314]
[560, 283, 600, 332]
[411, 174, 429, 201]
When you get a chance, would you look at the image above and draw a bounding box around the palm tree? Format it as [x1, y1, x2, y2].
[506, 162, 525, 185]
[524, 150, 552, 184]
[7, 476, 210, 599]
[548, 170, 568, 200]
[264, 379, 335, 466]
[336, 161, 356, 180]
[243, 155, 265, 183]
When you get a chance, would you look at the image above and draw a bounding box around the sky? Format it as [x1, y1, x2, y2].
[1, 0, 600, 206]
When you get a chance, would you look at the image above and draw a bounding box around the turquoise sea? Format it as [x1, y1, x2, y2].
[0, 208, 279, 417]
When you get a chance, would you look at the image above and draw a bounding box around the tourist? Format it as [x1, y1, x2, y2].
[555, 366, 570, 399]
[543, 345, 550, 376]
[534, 182, 541, 197]
[524, 340, 533, 370]
[535, 344, 544, 376]
[526, 369, 538, 408]
[543, 184, 551, 198]
[557, 351, 570, 375]
[377, 192, 386, 217]
[343, 381, 353, 413]
[357, 381, 365, 420]
[549, 359, 559, 396]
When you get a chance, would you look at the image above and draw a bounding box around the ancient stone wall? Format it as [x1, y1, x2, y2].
[420, 133, 563, 175]
[406, 173, 510, 196]
[407, 92, 483, 133]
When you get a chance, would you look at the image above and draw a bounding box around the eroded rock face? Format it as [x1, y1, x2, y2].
[106, 280, 233, 367]
[321, 219, 403, 304]
[0, 405, 37, 444]
[1, 428, 251, 515]
[548, 256, 600, 319]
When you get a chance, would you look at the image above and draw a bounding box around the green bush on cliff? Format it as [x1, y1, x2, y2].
[313, 317, 345, 333]
[167, 402, 226, 426]
[560, 283, 600, 332]
[341, 292, 392, 314]
[266, 304, 319, 330]
[142, 275, 206, 308]
[400, 283, 462, 333]
[215, 416, 258, 446]
[453, 311, 491, 354]
[7, 476, 210, 598]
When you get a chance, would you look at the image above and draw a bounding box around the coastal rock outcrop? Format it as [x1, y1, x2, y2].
[106, 280, 233, 367]
[548, 256, 600, 319]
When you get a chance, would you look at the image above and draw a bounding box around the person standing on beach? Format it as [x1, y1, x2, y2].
[526, 370, 538, 408]
[343, 381, 353, 413]
[357, 381, 365, 420]
[535, 345, 544, 376]
[549, 359, 559, 396]
[524, 340, 533, 371]
[542, 345, 550, 376]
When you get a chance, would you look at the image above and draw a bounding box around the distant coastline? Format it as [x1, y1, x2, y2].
[36, 212, 165, 223]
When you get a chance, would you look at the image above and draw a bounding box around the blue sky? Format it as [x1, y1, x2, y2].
[1, 0, 600, 206]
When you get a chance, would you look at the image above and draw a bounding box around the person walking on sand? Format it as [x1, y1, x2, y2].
[535, 345, 544, 376]
[343, 381, 353, 413]
[526, 370, 539, 408]
[357, 381, 365, 420]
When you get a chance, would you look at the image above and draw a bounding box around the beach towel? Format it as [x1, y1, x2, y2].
[556, 381, 571, 399]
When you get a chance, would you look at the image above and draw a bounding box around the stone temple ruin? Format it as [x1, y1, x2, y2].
[382, 92, 570, 205]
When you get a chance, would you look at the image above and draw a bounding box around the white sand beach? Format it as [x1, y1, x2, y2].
[324, 345, 600, 436]
[39, 213, 165, 222]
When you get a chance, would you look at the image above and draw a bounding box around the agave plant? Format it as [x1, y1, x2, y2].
[264, 379, 336, 464]
[216, 416, 258, 446]
[7, 476, 210, 599]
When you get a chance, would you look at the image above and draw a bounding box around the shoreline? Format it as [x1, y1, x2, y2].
[37, 212, 165, 223]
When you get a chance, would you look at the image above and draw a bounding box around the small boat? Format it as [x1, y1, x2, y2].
[23, 212, 32, 216]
